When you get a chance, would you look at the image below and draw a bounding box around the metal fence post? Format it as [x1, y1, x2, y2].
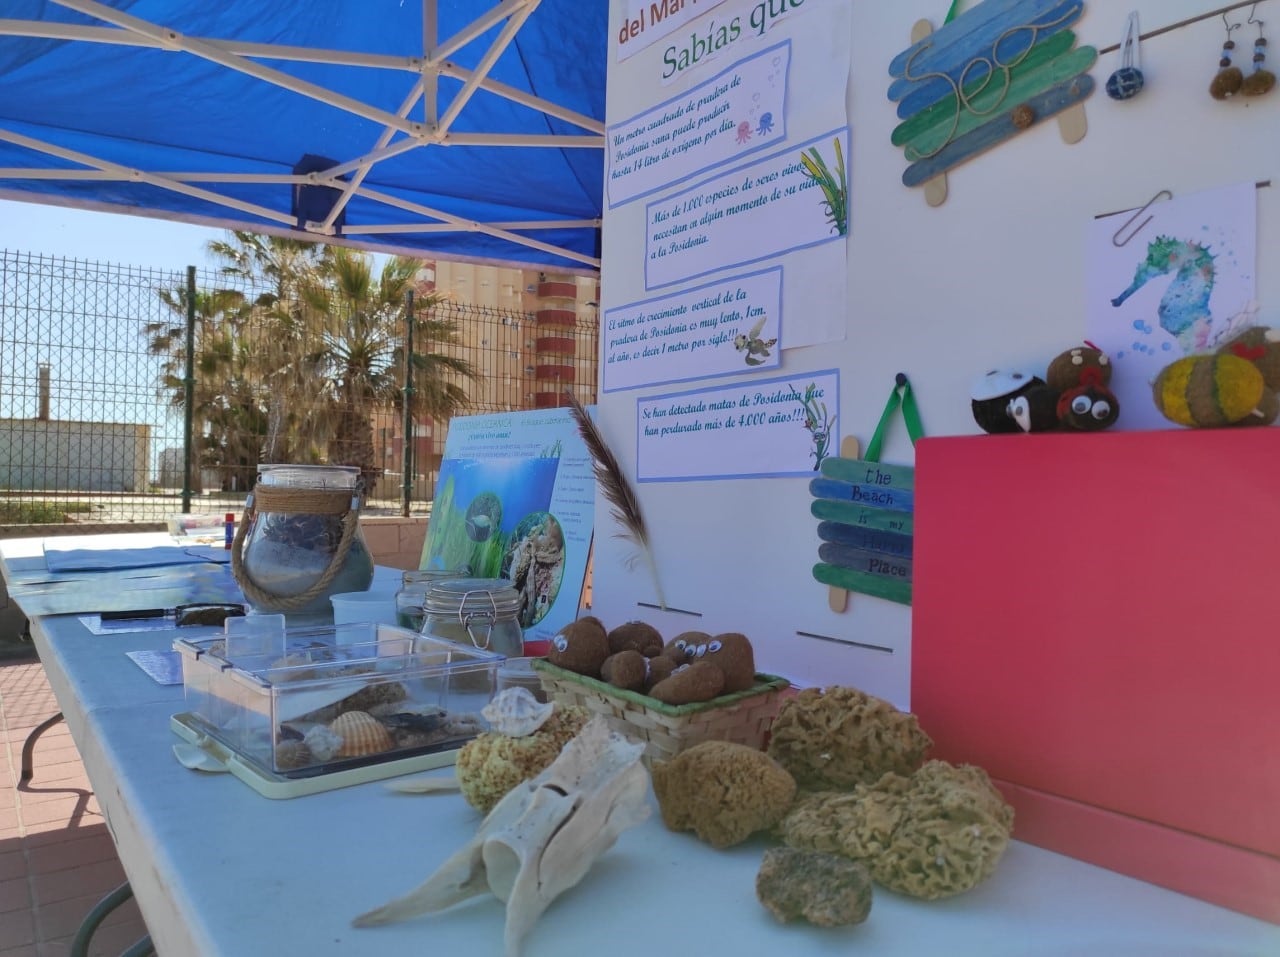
[181, 265, 196, 512]
[401, 289, 414, 518]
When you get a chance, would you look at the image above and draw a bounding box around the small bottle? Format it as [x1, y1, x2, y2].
[224, 512, 235, 550]
[421, 577, 524, 658]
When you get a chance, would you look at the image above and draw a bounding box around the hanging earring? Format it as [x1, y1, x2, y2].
[1242, 5, 1276, 96]
[1210, 13, 1244, 99]
[1106, 11, 1145, 100]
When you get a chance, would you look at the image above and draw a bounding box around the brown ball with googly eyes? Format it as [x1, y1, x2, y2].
[546, 618, 610, 678]
[662, 631, 710, 664]
[696, 632, 756, 693]
[607, 620, 664, 657]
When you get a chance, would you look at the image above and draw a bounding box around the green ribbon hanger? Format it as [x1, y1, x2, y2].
[943, 0, 964, 25]
[864, 373, 925, 464]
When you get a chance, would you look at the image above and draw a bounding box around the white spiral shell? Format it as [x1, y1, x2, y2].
[482, 687, 554, 737]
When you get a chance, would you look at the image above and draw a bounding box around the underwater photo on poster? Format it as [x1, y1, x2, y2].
[422, 457, 561, 581]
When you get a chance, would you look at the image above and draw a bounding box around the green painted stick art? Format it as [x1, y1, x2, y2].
[799, 138, 847, 236]
[811, 376, 923, 611]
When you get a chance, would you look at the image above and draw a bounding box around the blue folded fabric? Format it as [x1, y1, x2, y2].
[43, 545, 231, 573]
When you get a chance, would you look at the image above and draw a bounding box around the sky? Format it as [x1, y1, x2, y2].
[0, 198, 230, 270]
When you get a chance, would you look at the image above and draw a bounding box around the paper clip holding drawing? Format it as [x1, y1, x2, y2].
[1112, 189, 1172, 247]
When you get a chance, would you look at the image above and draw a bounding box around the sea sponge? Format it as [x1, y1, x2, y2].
[766, 686, 932, 790]
[778, 760, 1014, 900]
[651, 740, 797, 848]
[697, 631, 756, 693]
[455, 704, 590, 813]
[756, 846, 873, 927]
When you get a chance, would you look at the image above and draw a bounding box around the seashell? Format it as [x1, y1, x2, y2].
[482, 687, 555, 737]
[330, 711, 394, 757]
[353, 716, 651, 956]
[302, 724, 343, 762]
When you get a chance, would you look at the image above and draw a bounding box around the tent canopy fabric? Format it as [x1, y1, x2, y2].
[0, 0, 606, 271]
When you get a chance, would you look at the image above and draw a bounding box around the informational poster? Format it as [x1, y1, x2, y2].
[644, 126, 849, 289]
[605, 0, 853, 382]
[1085, 181, 1258, 431]
[636, 368, 839, 481]
[603, 266, 782, 392]
[608, 41, 789, 207]
[419, 409, 595, 647]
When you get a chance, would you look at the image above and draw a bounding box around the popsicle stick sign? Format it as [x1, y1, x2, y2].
[888, 0, 1096, 206]
[811, 375, 923, 610]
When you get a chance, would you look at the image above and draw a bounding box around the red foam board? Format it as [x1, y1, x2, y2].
[912, 429, 1280, 921]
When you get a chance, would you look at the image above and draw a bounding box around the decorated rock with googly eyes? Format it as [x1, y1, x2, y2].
[662, 631, 711, 665]
[607, 620, 665, 657]
[692, 632, 756, 693]
[601, 649, 648, 692]
[649, 660, 726, 705]
[546, 617, 610, 678]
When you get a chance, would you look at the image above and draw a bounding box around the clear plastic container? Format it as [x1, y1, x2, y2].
[421, 577, 524, 658]
[231, 464, 374, 620]
[174, 621, 502, 776]
[395, 569, 466, 632]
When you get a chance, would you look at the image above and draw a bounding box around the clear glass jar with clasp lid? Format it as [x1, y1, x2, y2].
[420, 577, 523, 658]
[230, 464, 374, 621]
[396, 569, 466, 632]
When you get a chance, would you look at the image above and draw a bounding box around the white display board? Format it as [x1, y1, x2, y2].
[595, 0, 1280, 707]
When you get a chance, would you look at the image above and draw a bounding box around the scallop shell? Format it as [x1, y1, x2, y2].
[330, 710, 395, 757]
[481, 687, 554, 737]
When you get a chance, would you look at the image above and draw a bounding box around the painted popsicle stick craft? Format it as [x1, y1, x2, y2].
[811, 377, 923, 611]
[889, 0, 1097, 206]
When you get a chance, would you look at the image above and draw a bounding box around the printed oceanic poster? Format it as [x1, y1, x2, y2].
[419, 409, 596, 645]
[1085, 181, 1257, 431]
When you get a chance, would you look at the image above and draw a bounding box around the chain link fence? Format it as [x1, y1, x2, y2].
[0, 248, 598, 534]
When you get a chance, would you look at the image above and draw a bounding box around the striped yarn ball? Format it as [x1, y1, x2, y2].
[1152, 354, 1265, 427]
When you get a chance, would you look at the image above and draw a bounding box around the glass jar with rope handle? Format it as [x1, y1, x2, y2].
[230, 465, 375, 621]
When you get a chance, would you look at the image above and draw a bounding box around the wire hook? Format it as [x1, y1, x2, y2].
[1224, 10, 1242, 35]
[1248, 2, 1262, 26]
[1112, 189, 1172, 247]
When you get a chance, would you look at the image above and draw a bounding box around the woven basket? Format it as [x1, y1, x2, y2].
[532, 659, 789, 767]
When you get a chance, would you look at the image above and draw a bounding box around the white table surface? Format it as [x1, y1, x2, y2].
[4, 534, 1279, 956]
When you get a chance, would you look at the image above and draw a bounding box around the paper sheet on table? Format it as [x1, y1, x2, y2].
[10, 565, 244, 617]
[43, 545, 230, 572]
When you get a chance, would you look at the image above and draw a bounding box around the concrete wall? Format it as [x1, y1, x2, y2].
[0, 419, 151, 492]
[359, 515, 428, 571]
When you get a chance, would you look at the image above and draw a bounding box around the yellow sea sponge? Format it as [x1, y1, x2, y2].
[651, 740, 797, 848]
[455, 704, 589, 814]
[778, 760, 1014, 900]
[766, 686, 932, 791]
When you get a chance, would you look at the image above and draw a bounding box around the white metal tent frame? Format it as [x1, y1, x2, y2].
[0, 0, 604, 270]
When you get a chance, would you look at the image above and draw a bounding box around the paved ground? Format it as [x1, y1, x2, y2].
[0, 660, 150, 956]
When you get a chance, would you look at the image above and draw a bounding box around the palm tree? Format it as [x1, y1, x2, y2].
[300, 248, 479, 496]
[206, 231, 334, 463]
[146, 286, 258, 491]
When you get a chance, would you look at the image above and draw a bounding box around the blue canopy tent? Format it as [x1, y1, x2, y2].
[0, 0, 606, 272]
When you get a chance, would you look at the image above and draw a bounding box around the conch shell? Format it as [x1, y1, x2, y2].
[331, 710, 394, 757]
[353, 716, 650, 956]
[481, 686, 554, 737]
